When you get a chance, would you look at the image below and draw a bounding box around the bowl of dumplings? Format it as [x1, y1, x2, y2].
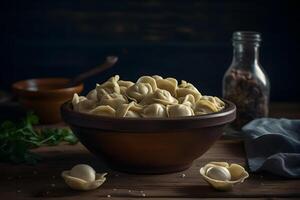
[61, 75, 236, 174]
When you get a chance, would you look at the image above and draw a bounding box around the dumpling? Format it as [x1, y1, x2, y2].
[201, 96, 225, 111]
[72, 75, 224, 118]
[72, 93, 96, 113]
[141, 103, 167, 118]
[178, 94, 196, 108]
[126, 82, 153, 102]
[151, 89, 178, 106]
[140, 89, 178, 106]
[118, 80, 134, 88]
[179, 80, 200, 92]
[118, 80, 134, 96]
[176, 80, 202, 101]
[99, 93, 128, 109]
[96, 75, 120, 99]
[72, 93, 86, 105]
[152, 75, 163, 80]
[176, 87, 200, 100]
[89, 105, 116, 117]
[86, 87, 98, 101]
[136, 76, 157, 91]
[156, 77, 178, 96]
[108, 75, 120, 82]
[194, 99, 219, 115]
[116, 102, 143, 118]
[166, 104, 194, 117]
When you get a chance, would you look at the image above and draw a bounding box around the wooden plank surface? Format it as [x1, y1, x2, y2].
[0, 140, 299, 199]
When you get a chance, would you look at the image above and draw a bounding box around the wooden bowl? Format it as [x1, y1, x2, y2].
[61, 100, 236, 174]
[12, 78, 83, 124]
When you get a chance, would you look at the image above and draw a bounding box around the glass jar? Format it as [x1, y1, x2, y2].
[223, 31, 270, 129]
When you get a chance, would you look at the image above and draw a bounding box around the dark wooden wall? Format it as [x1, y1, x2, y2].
[1, 0, 299, 101]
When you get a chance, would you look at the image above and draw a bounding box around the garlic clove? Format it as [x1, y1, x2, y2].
[200, 162, 249, 191]
[62, 170, 107, 191]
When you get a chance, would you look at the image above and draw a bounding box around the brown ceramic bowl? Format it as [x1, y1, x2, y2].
[12, 78, 83, 124]
[61, 99, 236, 174]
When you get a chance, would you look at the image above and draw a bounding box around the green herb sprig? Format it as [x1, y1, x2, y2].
[0, 112, 78, 164]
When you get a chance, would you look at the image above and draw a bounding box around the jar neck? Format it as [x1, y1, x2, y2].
[232, 42, 260, 69]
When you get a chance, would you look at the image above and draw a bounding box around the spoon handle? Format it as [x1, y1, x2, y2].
[67, 56, 118, 87]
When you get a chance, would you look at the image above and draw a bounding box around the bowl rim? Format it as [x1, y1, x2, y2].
[61, 99, 236, 131]
[12, 77, 83, 94]
[12, 78, 84, 97]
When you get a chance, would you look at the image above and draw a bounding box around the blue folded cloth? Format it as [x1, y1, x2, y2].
[243, 118, 300, 178]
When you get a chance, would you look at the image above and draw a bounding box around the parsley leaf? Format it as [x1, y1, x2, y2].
[0, 112, 78, 164]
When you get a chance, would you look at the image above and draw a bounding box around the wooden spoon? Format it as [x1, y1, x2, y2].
[67, 56, 118, 87]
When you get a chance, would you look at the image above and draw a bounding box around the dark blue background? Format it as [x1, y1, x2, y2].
[1, 0, 299, 101]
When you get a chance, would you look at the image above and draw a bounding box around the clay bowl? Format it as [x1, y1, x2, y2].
[12, 78, 83, 124]
[61, 99, 236, 174]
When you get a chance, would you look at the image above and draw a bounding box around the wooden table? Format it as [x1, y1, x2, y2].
[1, 139, 299, 200]
[0, 102, 299, 199]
